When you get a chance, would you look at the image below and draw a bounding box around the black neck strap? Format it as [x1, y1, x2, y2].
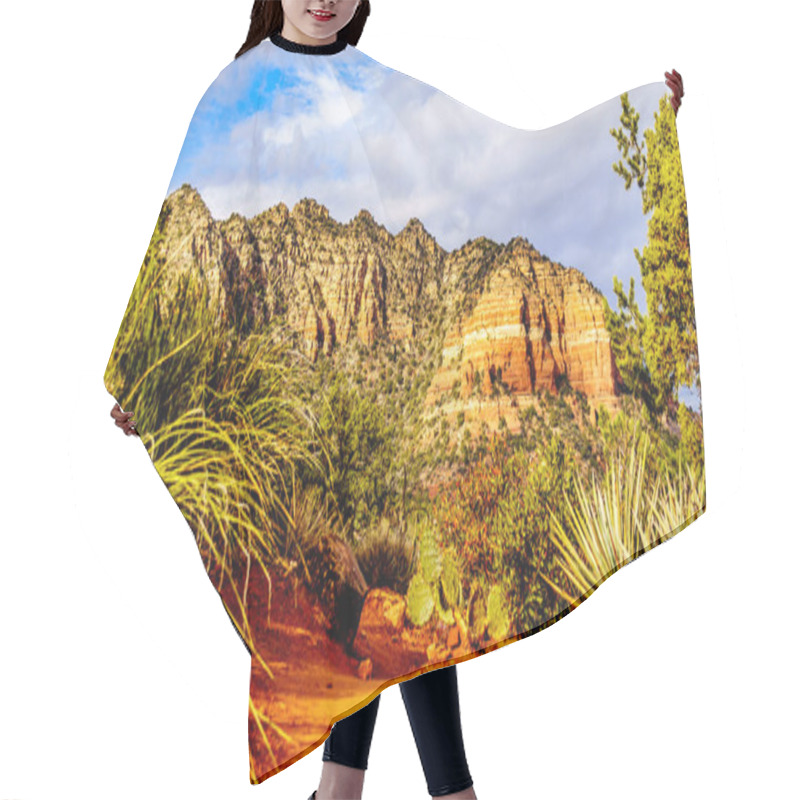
[269, 31, 348, 55]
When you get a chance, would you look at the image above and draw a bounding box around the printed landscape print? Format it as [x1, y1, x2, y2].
[104, 48, 705, 784]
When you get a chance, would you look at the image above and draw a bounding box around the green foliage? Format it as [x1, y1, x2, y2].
[647, 447, 706, 548]
[315, 371, 396, 532]
[104, 212, 214, 430]
[487, 584, 510, 640]
[419, 519, 443, 583]
[435, 431, 579, 633]
[596, 398, 701, 494]
[546, 423, 652, 601]
[545, 418, 705, 603]
[467, 582, 489, 641]
[677, 402, 705, 472]
[287, 482, 347, 611]
[404, 517, 471, 629]
[104, 202, 320, 590]
[609, 92, 701, 420]
[441, 553, 463, 608]
[103, 204, 334, 671]
[434, 582, 455, 625]
[105, 180, 707, 670]
[406, 572, 434, 626]
[603, 281, 658, 417]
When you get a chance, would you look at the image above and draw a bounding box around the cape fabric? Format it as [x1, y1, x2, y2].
[104, 31, 706, 785]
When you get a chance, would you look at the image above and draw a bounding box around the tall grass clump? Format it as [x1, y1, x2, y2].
[544, 418, 705, 606]
[354, 515, 418, 595]
[104, 215, 324, 656]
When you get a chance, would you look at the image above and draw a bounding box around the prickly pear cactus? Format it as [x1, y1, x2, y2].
[441, 553, 462, 609]
[487, 584, 510, 641]
[406, 572, 434, 626]
[467, 583, 488, 642]
[419, 523, 442, 584]
[434, 582, 455, 626]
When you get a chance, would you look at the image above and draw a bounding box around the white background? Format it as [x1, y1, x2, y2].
[1, 1, 796, 798]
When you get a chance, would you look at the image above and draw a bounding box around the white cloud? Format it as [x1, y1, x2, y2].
[174, 44, 669, 298]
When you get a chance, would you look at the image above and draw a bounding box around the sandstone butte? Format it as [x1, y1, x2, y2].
[148, 185, 624, 439]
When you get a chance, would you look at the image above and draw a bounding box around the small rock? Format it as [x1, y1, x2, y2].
[426, 641, 451, 664]
[357, 658, 373, 680]
[446, 625, 460, 649]
[353, 589, 430, 676]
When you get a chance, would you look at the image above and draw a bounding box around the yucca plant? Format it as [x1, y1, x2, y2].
[137, 401, 319, 679]
[106, 222, 325, 678]
[354, 516, 417, 595]
[136, 326, 324, 569]
[646, 455, 706, 552]
[542, 426, 651, 605]
[281, 476, 344, 608]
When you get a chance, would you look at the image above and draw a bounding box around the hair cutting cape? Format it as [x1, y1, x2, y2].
[104, 31, 706, 785]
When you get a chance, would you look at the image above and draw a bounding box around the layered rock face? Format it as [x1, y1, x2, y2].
[151, 185, 622, 426]
[427, 238, 622, 430]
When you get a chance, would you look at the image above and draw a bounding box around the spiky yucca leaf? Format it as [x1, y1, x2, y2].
[646, 457, 706, 550]
[354, 518, 417, 594]
[544, 431, 650, 604]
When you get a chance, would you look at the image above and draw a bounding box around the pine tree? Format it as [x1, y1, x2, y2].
[608, 92, 700, 420]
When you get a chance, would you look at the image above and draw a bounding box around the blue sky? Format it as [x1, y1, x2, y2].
[166, 41, 699, 410]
